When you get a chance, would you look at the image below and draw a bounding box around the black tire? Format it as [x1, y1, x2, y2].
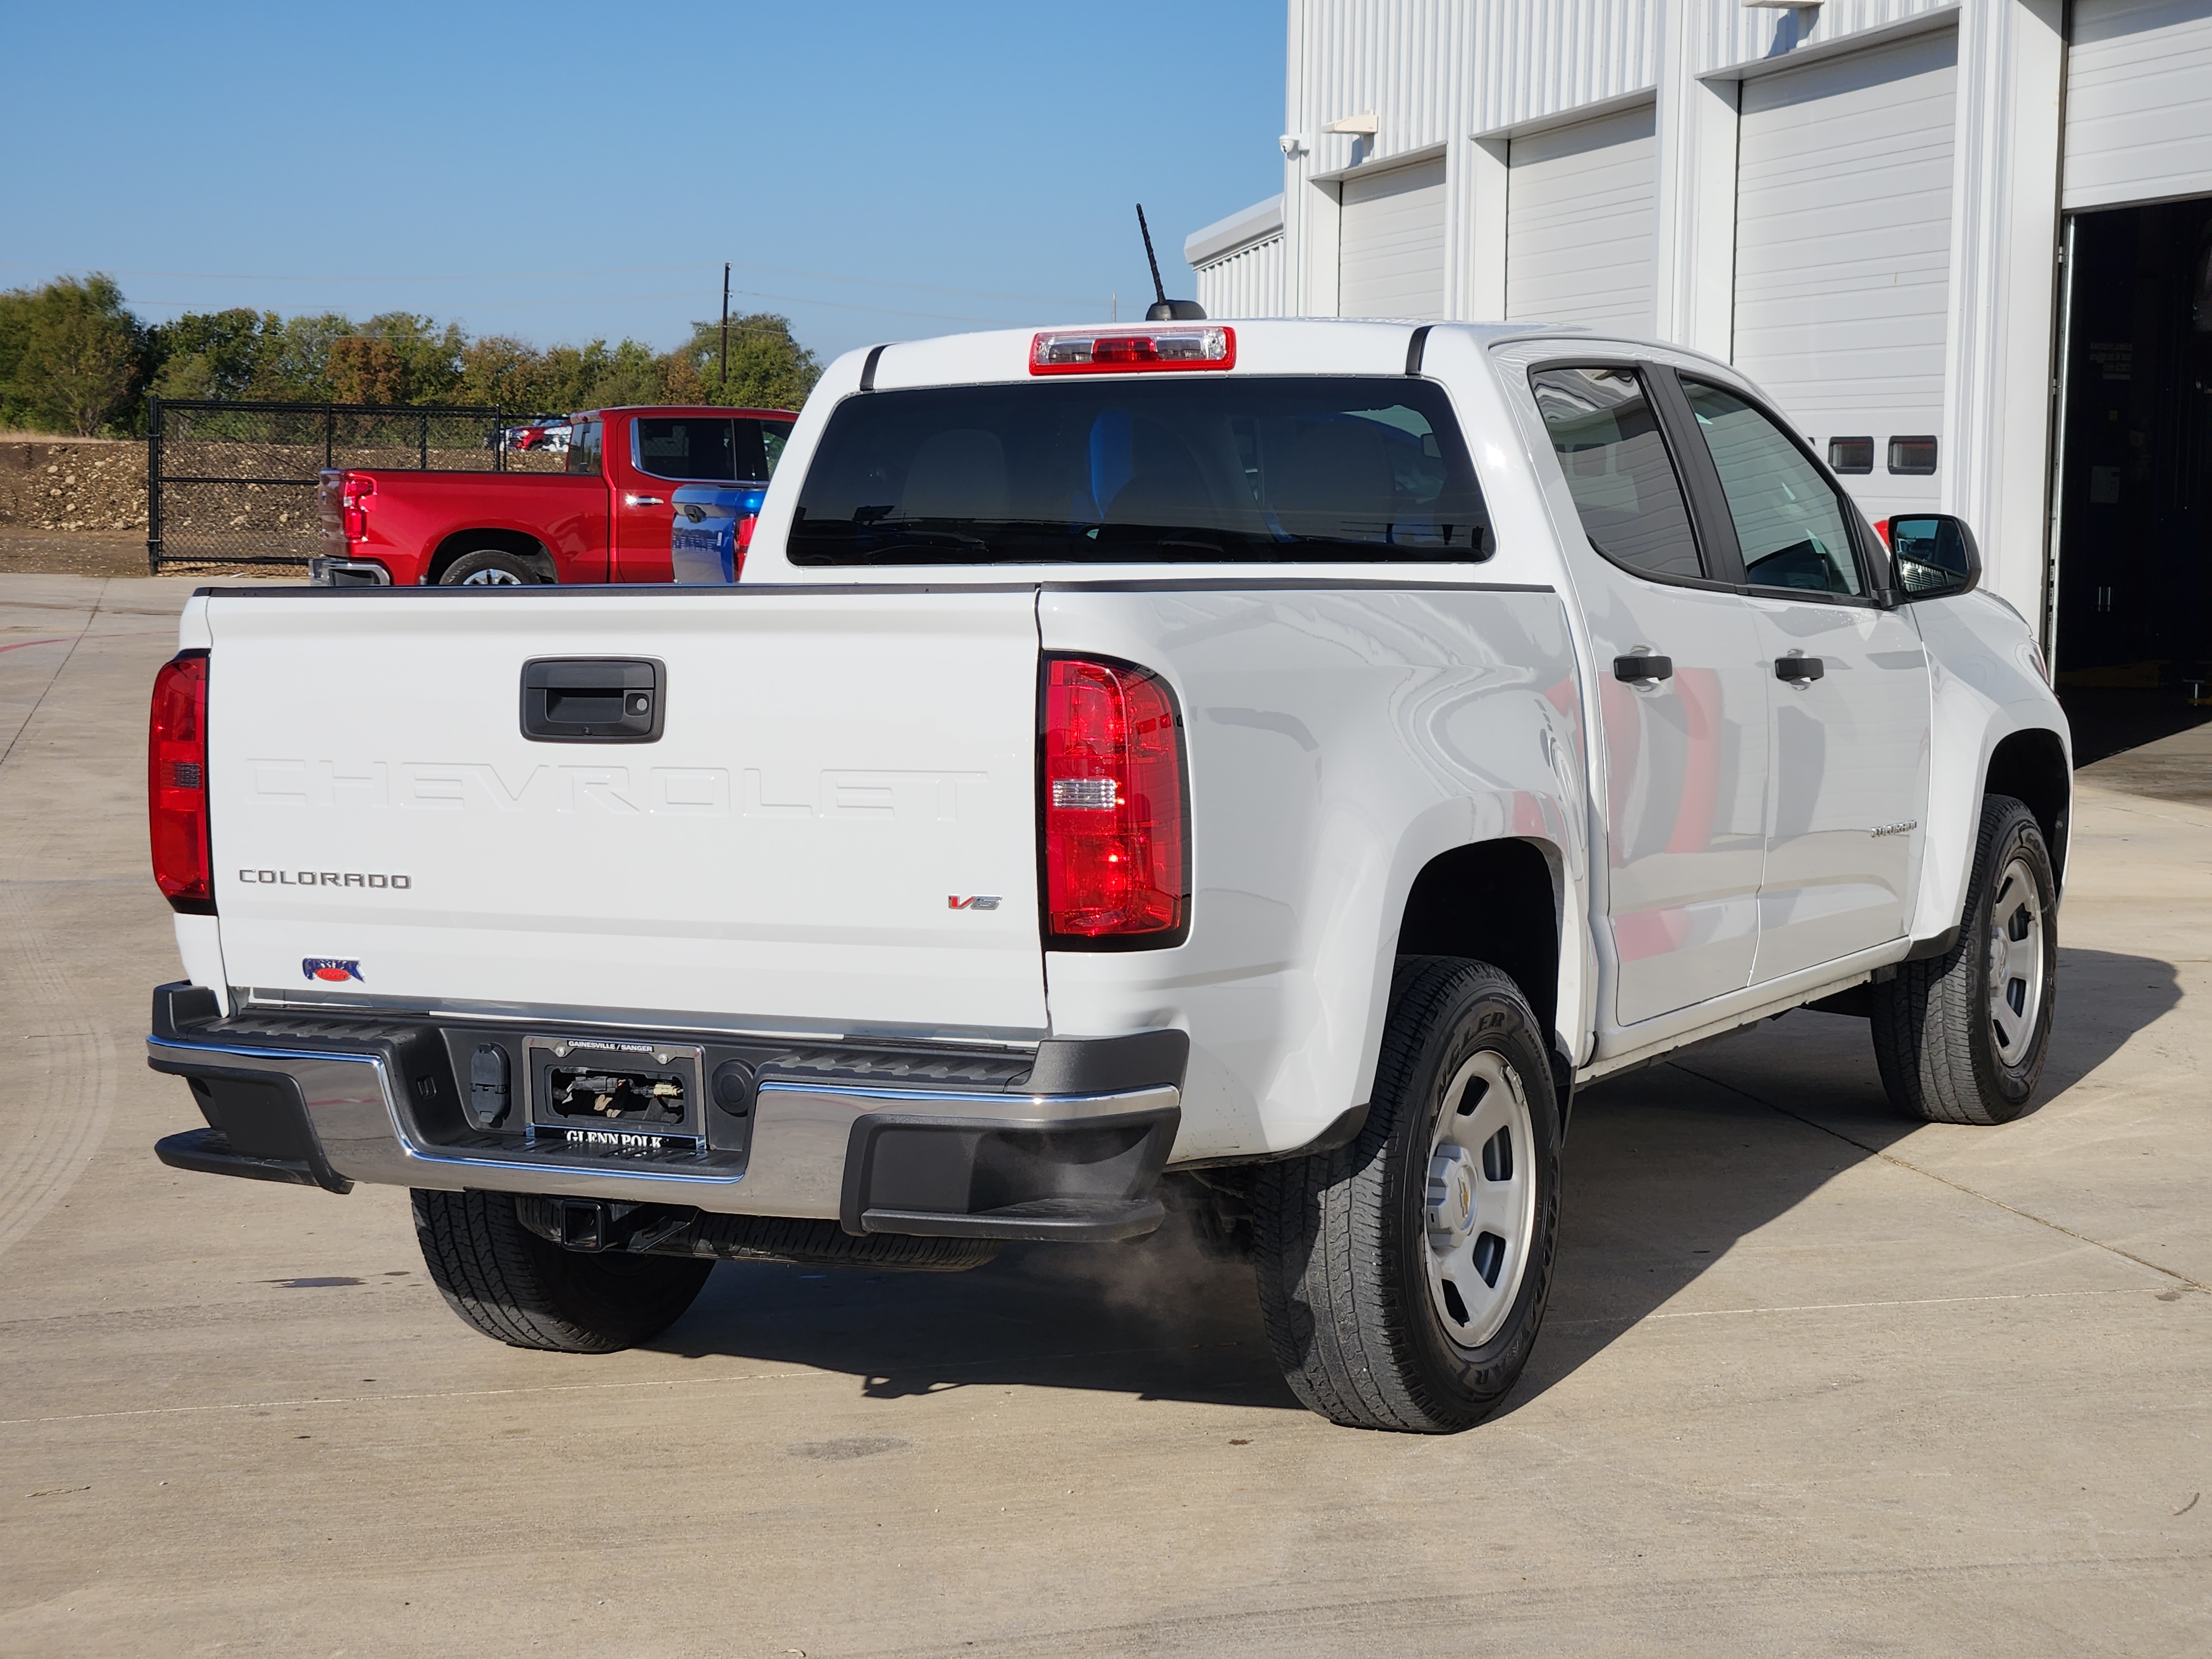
[413, 1188, 712, 1353]
[438, 548, 549, 586]
[1251, 957, 1562, 1432]
[1871, 794, 2058, 1125]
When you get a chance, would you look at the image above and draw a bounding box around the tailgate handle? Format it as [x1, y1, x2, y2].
[520, 658, 665, 743]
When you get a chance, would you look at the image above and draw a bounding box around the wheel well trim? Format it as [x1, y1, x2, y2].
[426, 526, 556, 584]
[1910, 692, 2073, 950]
[1366, 820, 1584, 1109]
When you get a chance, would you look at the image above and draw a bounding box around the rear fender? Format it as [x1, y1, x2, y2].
[1038, 585, 1587, 1163]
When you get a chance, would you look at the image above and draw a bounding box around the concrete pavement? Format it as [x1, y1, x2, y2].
[2, 575, 2205, 1657]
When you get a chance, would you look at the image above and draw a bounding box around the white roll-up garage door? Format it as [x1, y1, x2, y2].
[1338, 155, 1447, 319]
[1733, 28, 1957, 513]
[2064, 0, 2212, 211]
[1504, 103, 1658, 335]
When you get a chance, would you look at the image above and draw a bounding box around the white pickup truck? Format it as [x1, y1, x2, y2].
[145, 319, 2069, 1432]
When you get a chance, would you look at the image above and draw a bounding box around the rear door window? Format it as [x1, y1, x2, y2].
[787, 377, 1490, 565]
[1528, 367, 1704, 583]
[634, 417, 742, 482]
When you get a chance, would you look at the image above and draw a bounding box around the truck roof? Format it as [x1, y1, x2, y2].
[828, 317, 1738, 394]
[576, 404, 798, 421]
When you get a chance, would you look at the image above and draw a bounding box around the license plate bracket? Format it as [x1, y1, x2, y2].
[525, 1035, 706, 1151]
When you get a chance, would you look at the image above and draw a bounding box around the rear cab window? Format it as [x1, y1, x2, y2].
[566, 418, 603, 476]
[786, 377, 1490, 565]
[633, 416, 792, 484]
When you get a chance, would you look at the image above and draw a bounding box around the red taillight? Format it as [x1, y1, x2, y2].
[149, 651, 213, 913]
[1041, 656, 1188, 943]
[735, 511, 758, 580]
[341, 472, 374, 541]
[1030, 326, 1235, 374]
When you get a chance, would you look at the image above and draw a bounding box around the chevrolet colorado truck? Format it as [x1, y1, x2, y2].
[311, 404, 795, 587]
[147, 320, 2069, 1432]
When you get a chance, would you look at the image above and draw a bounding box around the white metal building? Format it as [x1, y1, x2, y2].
[1183, 0, 2212, 712]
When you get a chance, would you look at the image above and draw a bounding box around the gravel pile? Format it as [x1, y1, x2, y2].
[0, 439, 148, 532]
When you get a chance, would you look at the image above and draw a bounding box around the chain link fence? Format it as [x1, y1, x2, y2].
[146, 400, 566, 572]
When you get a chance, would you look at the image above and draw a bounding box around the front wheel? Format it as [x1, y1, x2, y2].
[413, 1189, 712, 1352]
[1871, 794, 2058, 1125]
[1251, 957, 1562, 1432]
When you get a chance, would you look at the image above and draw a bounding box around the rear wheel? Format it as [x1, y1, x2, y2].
[413, 1188, 712, 1353]
[1251, 957, 1562, 1432]
[438, 548, 548, 586]
[1871, 794, 2058, 1125]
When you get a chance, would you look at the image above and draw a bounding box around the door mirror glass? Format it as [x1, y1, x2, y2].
[1886, 513, 1981, 599]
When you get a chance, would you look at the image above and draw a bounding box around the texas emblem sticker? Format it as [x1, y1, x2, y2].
[302, 958, 364, 983]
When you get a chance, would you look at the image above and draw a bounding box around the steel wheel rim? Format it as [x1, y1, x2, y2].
[458, 566, 525, 586]
[1986, 853, 2046, 1067]
[1422, 1049, 1536, 1351]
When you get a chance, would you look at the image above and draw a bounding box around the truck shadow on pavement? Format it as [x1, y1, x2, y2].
[649, 945, 2178, 1422]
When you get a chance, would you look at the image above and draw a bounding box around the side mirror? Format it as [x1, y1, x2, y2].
[1882, 513, 1980, 600]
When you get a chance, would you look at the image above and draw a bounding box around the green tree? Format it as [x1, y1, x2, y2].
[147, 307, 269, 402]
[253, 312, 354, 400]
[667, 313, 820, 410]
[0, 274, 145, 434]
[2, 272, 818, 429]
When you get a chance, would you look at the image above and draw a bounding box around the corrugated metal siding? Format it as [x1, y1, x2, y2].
[1293, 0, 1466, 170]
[1339, 155, 1449, 316]
[1194, 234, 1289, 319]
[1695, 0, 1961, 75]
[2063, 0, 2212, 211]
[1733, 27, 1958, 513]
[1504, 103, 1659, 333]
[1290, 1, 1961, 145]
[1468, 0, 1657, 132]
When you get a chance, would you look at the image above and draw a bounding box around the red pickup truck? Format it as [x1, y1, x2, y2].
[312, 405, 796, 586]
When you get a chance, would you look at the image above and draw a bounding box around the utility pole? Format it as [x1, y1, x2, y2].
[719, 263, 731, 388]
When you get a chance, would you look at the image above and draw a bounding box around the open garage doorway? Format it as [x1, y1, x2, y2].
[2053, 197, 2212, 763]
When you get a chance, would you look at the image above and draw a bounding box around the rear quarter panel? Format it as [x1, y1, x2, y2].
[352, 472, 609, 584]
[1041, 583, 1587, 1161]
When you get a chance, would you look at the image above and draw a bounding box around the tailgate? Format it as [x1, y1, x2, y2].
[204, 589, 1046, 1035]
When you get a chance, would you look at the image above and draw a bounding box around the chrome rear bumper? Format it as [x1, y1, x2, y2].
[147, 985, 1183, 1242]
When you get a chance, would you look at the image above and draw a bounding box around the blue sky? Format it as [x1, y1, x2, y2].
[2, 0, 1285, 366]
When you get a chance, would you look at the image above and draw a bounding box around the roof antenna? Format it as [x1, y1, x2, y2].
[1135, 204, 1207, 321]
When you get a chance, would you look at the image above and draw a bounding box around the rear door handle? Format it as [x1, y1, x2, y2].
[1613, 654, 1674, 684]
[1775, 655, 1825, 684]
[521, 658, 665, 743]
[624, 493, 664, 507]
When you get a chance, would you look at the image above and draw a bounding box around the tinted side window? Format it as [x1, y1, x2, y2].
[566, 418, 602, 477]
[759, 421, 792, 477]
[634, 417, 739, 482]
[1681, 381, 1862, 597]
[1529, 367, 1703, 582]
